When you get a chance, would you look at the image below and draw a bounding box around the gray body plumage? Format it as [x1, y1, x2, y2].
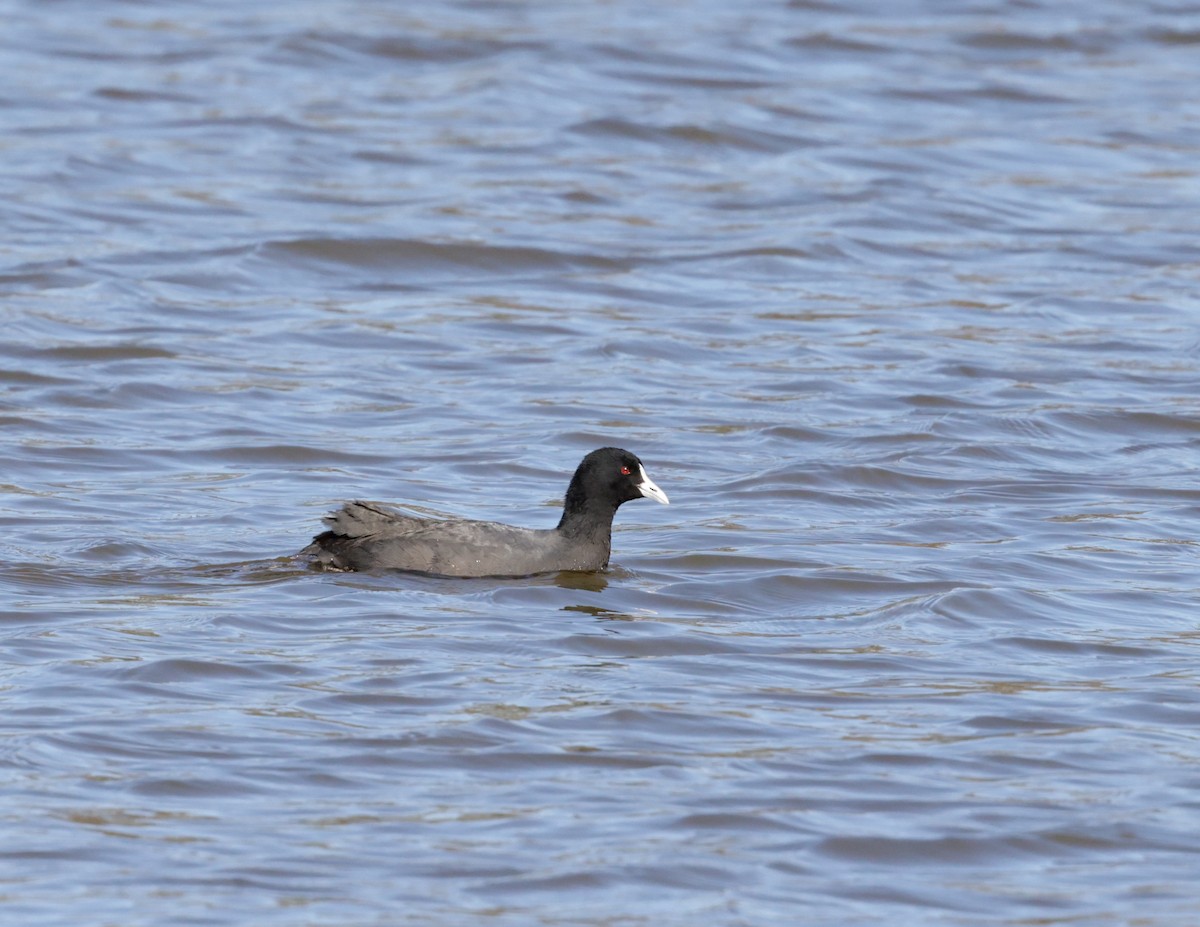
[303, 501, 611, 576]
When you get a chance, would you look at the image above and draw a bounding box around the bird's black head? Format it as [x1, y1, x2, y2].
[559, 447, 669, 526]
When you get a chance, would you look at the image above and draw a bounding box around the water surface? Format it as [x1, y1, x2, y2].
[3, 1, 1200, 924]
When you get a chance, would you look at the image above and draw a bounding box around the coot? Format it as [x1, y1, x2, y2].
[303, 446, 669, 576]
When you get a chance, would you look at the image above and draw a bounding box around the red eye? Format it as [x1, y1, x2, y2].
[620, 465, 631, 475]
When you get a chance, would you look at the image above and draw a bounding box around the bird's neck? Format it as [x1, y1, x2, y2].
[556, 492, 618, 540]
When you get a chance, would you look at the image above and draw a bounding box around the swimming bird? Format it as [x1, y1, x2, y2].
[303, 446, 669, 576]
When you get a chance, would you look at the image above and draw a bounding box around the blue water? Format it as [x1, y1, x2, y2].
[3, 1, 1200, 924]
